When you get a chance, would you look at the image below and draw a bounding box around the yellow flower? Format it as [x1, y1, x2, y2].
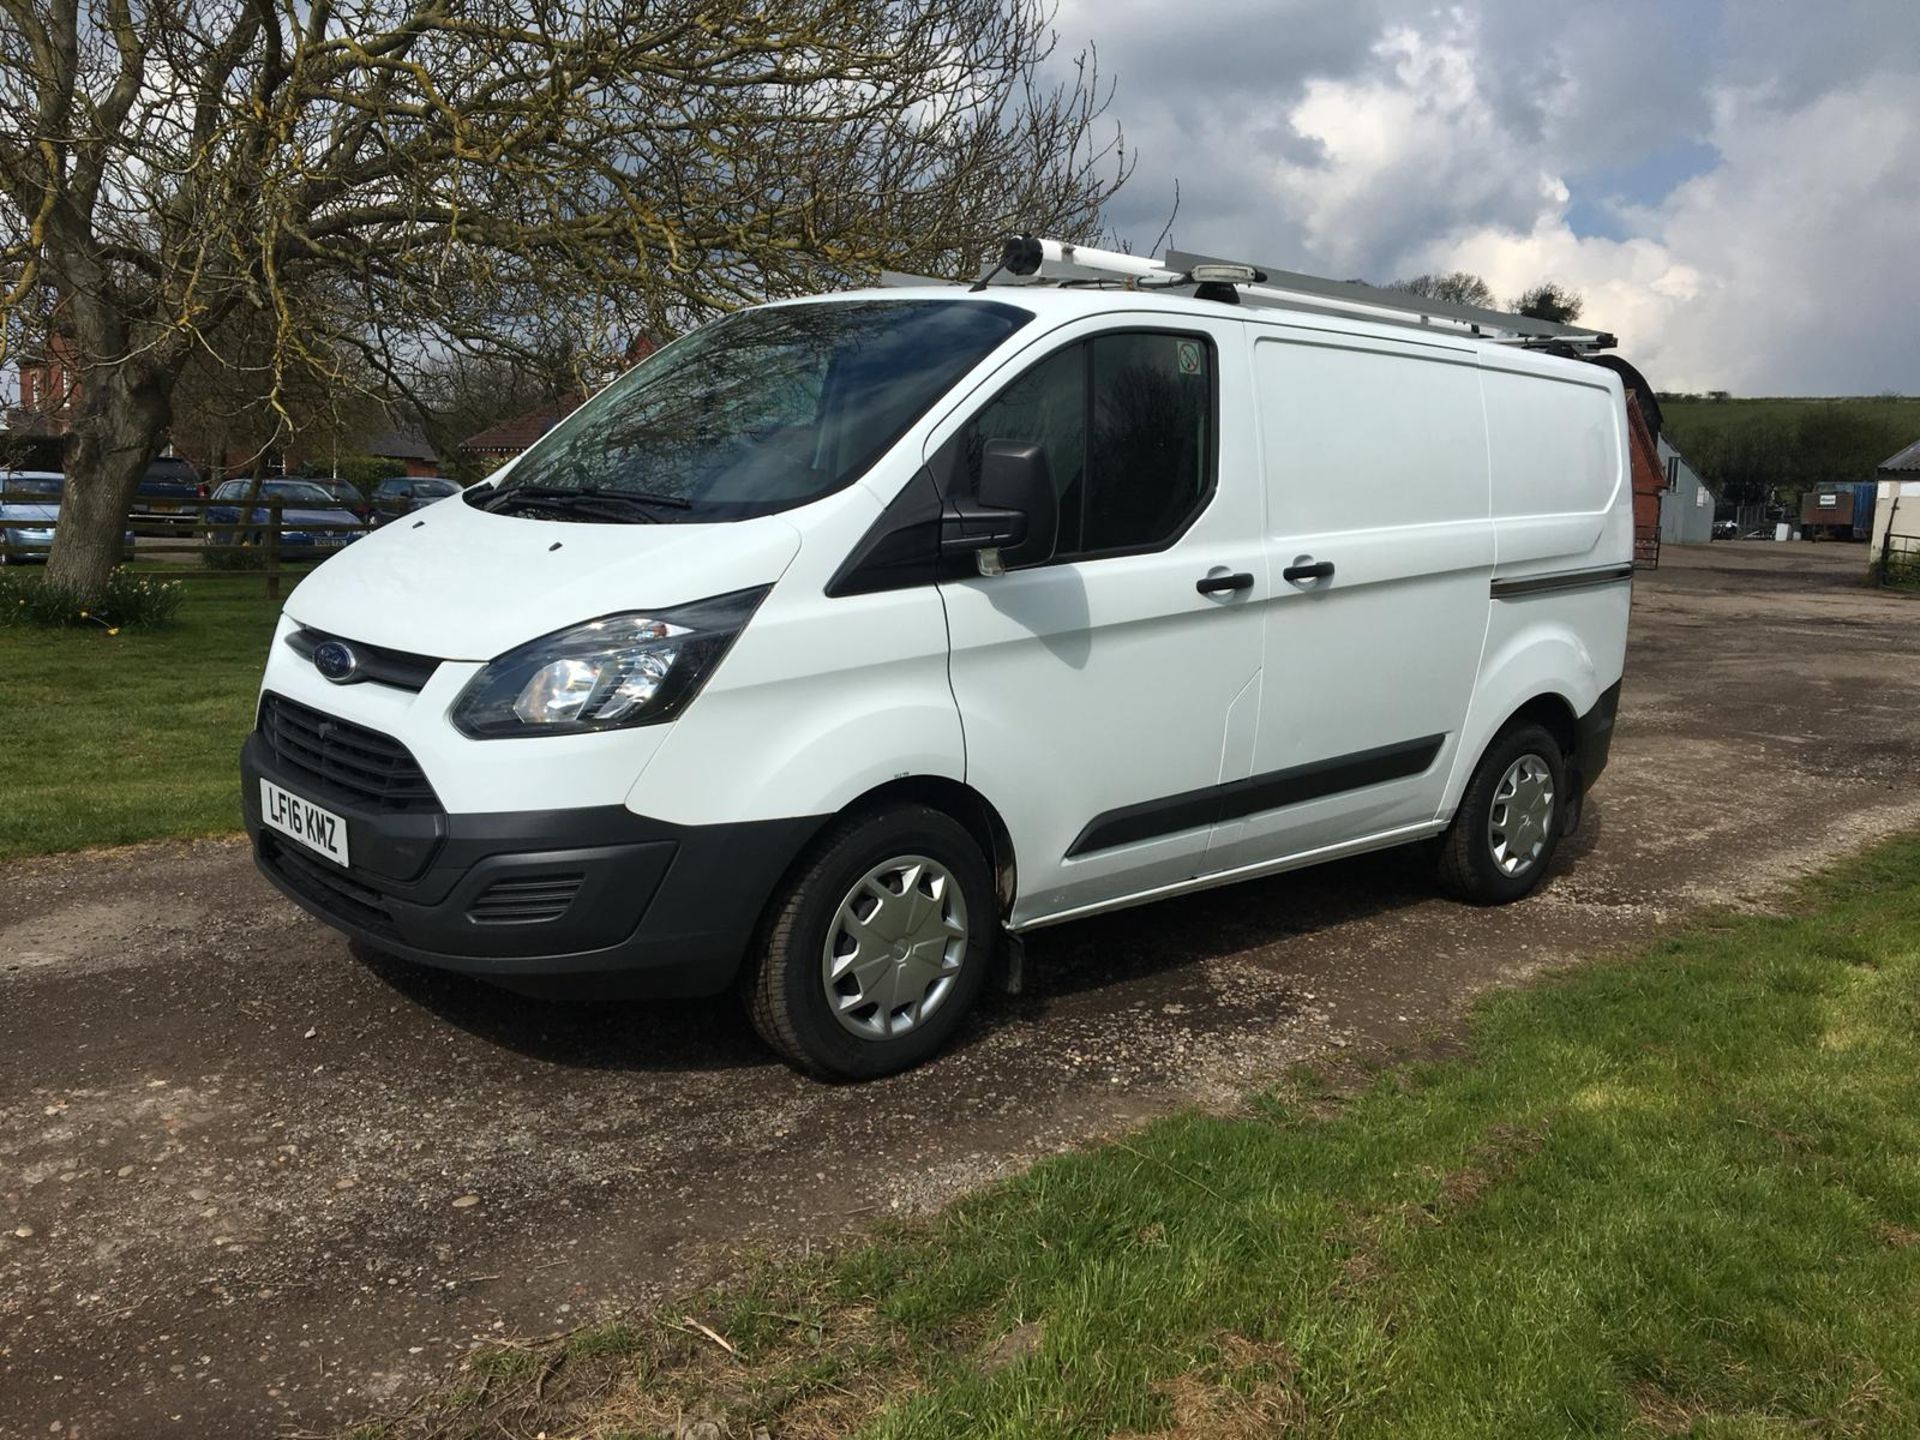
[108, 627, 121, 636]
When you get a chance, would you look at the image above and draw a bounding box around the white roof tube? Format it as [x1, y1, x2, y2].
[993, 237, 1503, 339]
[967, 235, 1613, 350]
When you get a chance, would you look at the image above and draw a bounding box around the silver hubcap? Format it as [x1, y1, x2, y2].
[1488, 754, 1555, 876]
[821, 855, 969, 1041]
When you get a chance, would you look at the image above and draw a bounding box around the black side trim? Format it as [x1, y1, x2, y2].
[825, 465, 947, 597]
[1066, 734, 1445, 858]
[1490, 564, 1634, 600]
[1572, 678, 1622, 793]
[285, 627, 442, 691]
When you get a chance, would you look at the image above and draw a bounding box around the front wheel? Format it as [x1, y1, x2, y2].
[1437, 722, 1567, 904]
[745, 803, 997, 1080]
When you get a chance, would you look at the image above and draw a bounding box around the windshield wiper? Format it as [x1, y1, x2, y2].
[484, 483, 691, 520]
[480, 482, 569, 512]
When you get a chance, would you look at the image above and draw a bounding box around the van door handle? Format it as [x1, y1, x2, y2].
[1196, 571, 1255, 595]
[1282, 559, 1335, 583]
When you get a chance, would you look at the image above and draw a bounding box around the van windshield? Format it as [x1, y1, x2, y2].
[475, 299, 1030, 523]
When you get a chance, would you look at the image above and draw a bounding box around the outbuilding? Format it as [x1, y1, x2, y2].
[1656, 436, 1715, 545]
[1872, 438, 1920, 569]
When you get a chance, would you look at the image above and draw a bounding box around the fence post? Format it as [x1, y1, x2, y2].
[265, 496, 282, 603]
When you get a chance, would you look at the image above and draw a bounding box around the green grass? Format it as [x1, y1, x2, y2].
[0, 582, 281, 860]
[369, 836, 1920, 1439]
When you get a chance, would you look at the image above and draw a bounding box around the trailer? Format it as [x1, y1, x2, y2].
[1799, 481, 1877, 540]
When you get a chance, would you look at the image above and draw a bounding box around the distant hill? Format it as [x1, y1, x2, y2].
[1657, 396, 1920, 509]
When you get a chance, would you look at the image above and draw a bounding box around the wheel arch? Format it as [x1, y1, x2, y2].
[1505, 692, 1578, 759]
[839, 775, 1018, 920]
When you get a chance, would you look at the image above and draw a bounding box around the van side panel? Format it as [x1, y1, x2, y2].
[1437, 354, 1631, 821]
[1202, 329, 1493, 872]
[625, 481, 967, 826]
[933, 312, 1269, 925]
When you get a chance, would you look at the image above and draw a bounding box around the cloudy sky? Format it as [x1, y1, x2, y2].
[1051, 0, 1920, 395]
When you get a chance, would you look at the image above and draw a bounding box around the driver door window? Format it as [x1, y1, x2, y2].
[954, 330, 1214, 562]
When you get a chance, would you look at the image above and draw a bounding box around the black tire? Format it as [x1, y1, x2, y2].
[1437, 721, 1568, 904]
[745, 802, 997, 1080]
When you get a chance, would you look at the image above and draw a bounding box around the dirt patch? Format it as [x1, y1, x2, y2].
[5, 542, 1920, 1438]
[1112, 1334, 1305, 1440]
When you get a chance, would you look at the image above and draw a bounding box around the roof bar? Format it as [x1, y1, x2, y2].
[1168, 249, 1614, 348]
[881, 237, 1616, 352]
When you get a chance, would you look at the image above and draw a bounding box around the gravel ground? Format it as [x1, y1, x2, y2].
[4, 541, 1918, 1439]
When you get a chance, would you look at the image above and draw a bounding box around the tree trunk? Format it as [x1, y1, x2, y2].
[43, 367, 172, 602]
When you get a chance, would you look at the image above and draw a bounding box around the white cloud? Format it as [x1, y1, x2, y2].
[1423, 73, 1920, 392]
[1267, 21, 1566, 275]
[1052, 1, 1920, 393]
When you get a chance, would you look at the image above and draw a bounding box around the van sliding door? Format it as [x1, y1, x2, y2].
[1205, 331, 1495, 874]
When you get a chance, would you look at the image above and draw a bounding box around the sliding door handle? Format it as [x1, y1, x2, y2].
[1196, 571, 1255, 595]
[1283, 558, 1335, 583]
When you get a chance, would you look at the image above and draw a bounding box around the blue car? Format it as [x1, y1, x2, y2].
[0, 471, 136, 564]
[132, 455, 204, 533]
[202, 479, 366, 551]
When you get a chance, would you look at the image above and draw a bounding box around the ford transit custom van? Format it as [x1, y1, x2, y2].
[242, 246, 1630, 1078]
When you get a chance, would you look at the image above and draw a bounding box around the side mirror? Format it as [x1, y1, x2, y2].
[940, 440, 1058, 575]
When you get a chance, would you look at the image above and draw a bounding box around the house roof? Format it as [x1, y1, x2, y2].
[362, 427, 438, 463]
[1879, 438, 1920, 473]
[459, 395, 583, 455]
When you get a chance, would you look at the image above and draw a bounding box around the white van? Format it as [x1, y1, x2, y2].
[242, 245, 1631, 1078]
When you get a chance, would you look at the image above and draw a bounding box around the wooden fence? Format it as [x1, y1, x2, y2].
[1, 492, 371, 600]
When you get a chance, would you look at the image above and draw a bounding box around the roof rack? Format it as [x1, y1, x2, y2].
[885, 237, 1616, 353]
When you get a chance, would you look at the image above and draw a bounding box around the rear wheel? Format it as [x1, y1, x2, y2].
[745, 803, 996, 1080]
[1437, 722, 1567, 904]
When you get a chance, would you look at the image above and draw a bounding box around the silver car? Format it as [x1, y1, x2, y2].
[0, 471, 136, 564]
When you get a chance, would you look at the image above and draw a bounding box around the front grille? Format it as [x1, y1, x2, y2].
[258, 693, 440, 812]
[284, 628, 440, 692]
[467, 874, 586, 926]
[263, 835, 401, 941]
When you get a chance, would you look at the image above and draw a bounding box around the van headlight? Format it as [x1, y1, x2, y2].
[450, 587, 768, 738]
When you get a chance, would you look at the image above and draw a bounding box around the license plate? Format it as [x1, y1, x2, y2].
[259, 779, 350, 867]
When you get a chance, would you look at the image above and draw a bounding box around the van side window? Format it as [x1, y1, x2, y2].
[962, 345, 1088, 552]
[1084, 332, 1211, 555]
[958, 330, 1214, 562]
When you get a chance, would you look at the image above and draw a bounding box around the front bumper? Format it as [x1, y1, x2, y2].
[6, 529, 54, 556]
[241, 731, 821, 995]
[131, 506, 198, 531]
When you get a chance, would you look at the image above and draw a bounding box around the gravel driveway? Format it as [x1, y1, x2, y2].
[5, 542, 1919, 1439]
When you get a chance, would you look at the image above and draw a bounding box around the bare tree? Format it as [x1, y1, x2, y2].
[167, 293, 389, 483]
[0, 0, 1126, 600]
[407, 341, 587, 482]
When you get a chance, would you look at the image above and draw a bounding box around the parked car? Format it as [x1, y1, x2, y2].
[1711, 519, 1740, 540]
[371, 475, 462, 526]
[202, 479, 365, 551]
[131, 456, 203, 533]
[242, 248, 1632, 1079]
[286, 476, 372, 523]
[1, 471, 136, 564]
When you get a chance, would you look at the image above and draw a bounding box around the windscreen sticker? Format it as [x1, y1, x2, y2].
[1175, 339, 1204, 376]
